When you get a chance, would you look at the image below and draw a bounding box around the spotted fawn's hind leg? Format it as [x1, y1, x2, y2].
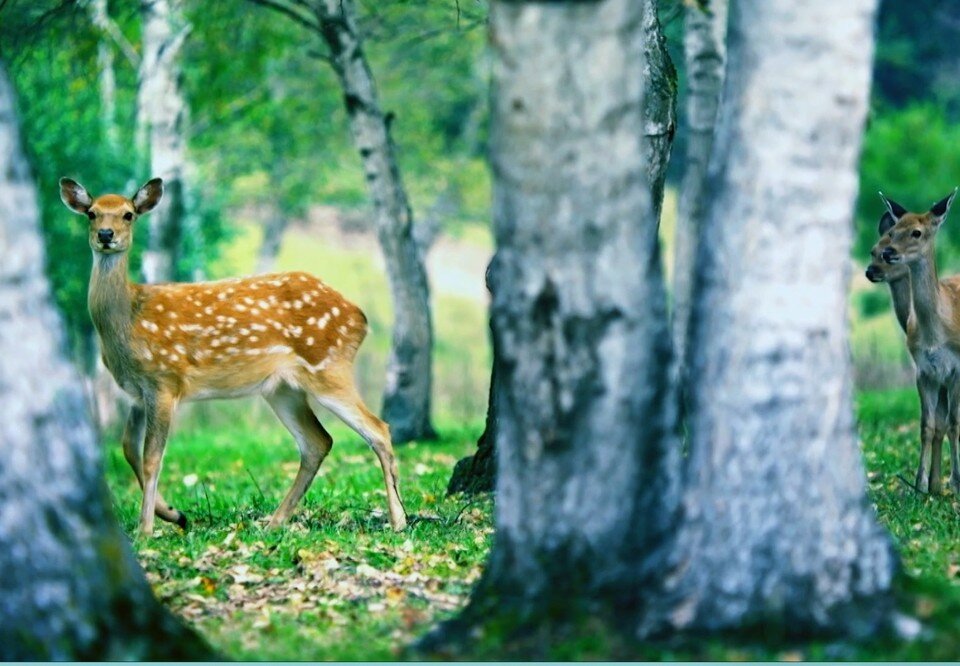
[264, 385, 333, 528]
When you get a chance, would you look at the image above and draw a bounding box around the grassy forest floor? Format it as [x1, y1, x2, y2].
[101, 210, 960, 659]
[105, 388, 960, 660]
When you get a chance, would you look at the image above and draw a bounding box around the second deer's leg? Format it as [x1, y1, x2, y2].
[314, 381, 407, 531]
[139, 391, 176, 536]
[122, 404, 187, 527]
[946, 382, 960, 494]
[264, 385, 333, 528]
[930, 387, 950, 494]
[916, 376, 939, 494]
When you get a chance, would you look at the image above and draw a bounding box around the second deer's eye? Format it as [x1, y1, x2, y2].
[86, 211, 96, 220]
[912, 229, 922, 238]
[123, 212, 134, 221]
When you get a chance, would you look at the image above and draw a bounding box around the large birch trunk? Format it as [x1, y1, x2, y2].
[314, 0, 436, 443]
[653, 0, 895, 636]
[446, 0, 676, 497]
[0, 62, 210, 661]
[456, 0, 678, 618]
[137, 0, 191, 284]
[671, 0, 728, 392]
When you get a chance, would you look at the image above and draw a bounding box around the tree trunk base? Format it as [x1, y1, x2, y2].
[414, 582, 903, 661]
[446, 430, 495, 495]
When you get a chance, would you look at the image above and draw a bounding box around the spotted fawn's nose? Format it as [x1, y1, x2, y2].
[97, 228, 114, 244]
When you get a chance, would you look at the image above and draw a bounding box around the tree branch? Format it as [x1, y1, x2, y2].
[245, 0, 320, 33]
[91, 10, 140, 67]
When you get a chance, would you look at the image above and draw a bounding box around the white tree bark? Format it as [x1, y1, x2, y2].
[0, 61, 209, 660]
[313, 0, 437, 443]
[137, 0, 191, 283]
[466, 0, 678, 610]
[90, 0, 119, 153]
[656, 0, 895, 635]
[671, 0, 728, 390]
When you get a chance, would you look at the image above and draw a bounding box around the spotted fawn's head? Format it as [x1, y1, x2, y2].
[59, 177, 163, 254]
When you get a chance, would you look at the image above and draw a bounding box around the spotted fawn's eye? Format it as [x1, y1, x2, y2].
[123, 212, 134, 221]
[86, 211, 96, 220]
[912, 229, 922, 238]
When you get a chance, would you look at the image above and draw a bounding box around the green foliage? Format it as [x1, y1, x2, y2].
[873, 0, 960, 117]
[856, 104, 960, 265]
[7, 16, 140, 366]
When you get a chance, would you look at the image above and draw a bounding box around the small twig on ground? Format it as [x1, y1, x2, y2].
[449, 497, 484, 526]
[897, 473, 923, 494]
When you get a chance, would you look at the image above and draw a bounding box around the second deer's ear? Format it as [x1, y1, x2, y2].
[59, 178, 93, 214]
[930, 188, 958, 226]
[132, 178, 163, 214]
[877, 211, 896, 236]
[879, 192, 908, 221]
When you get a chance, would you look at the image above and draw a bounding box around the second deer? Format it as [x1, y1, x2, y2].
[874, 189, 960, 494]
[60, 177, 407, 535]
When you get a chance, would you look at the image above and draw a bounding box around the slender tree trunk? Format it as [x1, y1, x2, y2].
[671, 0, 728, 392]
[454, 0, 678, 620]
[256, 205, 290, 274]
[640, 0, 677, 219]
[0, 61, 211, 661]
[137, 0, 191, 283]
[90, 0, 119, 153]
[649, 0, 895, 636]
[313, 0, 436, 443]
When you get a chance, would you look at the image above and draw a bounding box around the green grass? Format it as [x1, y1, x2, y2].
[107, 406, 491, 660]
[857, 388, 960, 585]
[103, 209, 960, 659]
[105, 388, 960, 660]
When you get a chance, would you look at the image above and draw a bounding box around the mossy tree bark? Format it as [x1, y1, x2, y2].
[0, 61, 211, 661]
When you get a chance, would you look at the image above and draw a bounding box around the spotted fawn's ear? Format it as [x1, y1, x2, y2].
[878, 191, 908, 222]
[930, 187, 958, 226]
[877, 211, 896, 236]
[60, 178, 93, 214]
[132, 178, 163, 215]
